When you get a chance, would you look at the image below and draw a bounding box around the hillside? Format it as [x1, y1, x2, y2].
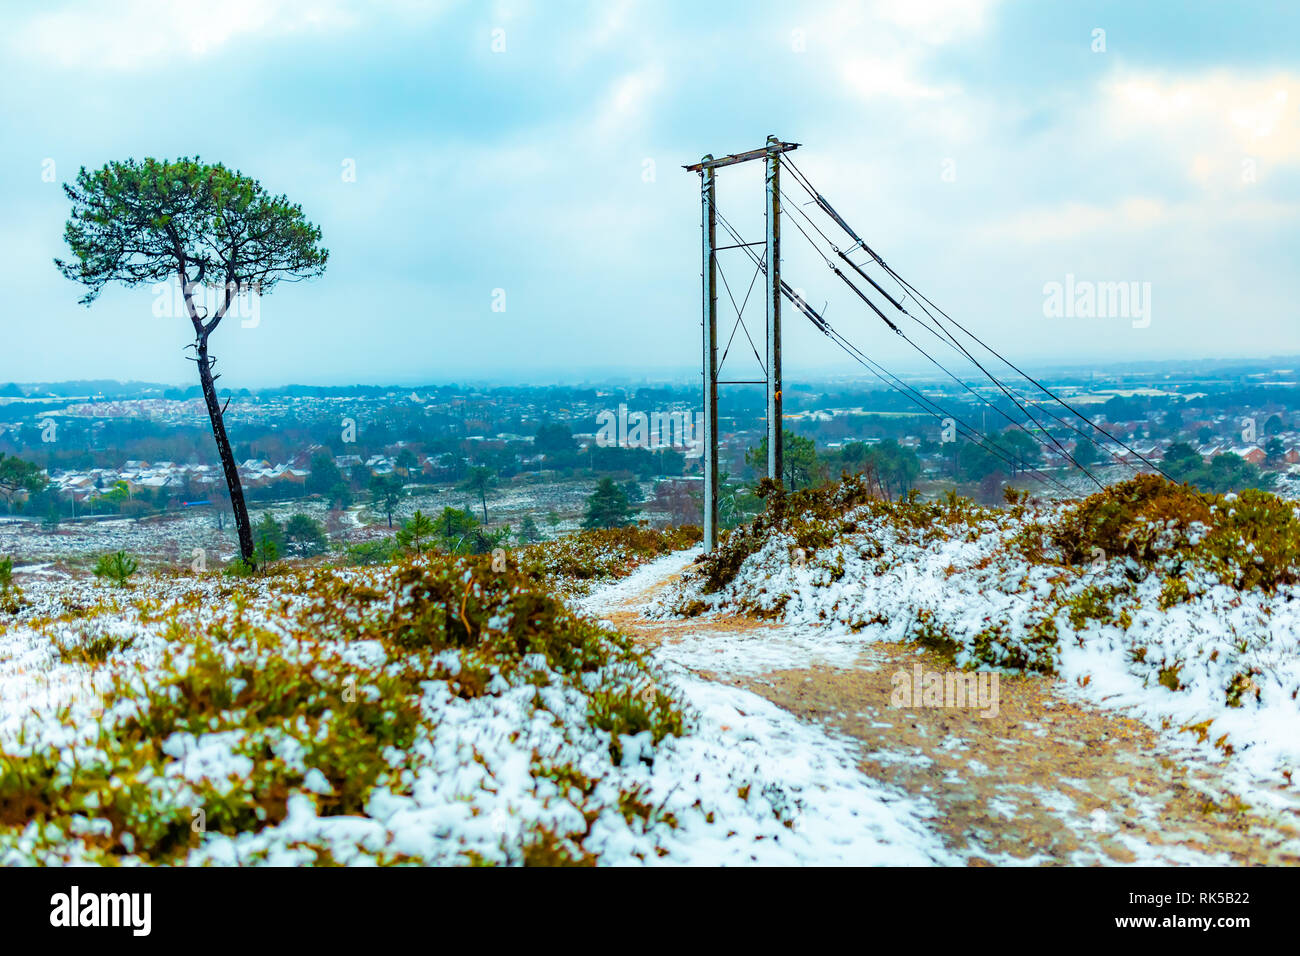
[2, 475, 1298, 865]
[0, 530, 946, 865]
[657, 476, 1300, 780]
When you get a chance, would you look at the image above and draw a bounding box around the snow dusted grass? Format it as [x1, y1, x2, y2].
[654, 475, 1300, 788]
[0, 526, 945, 865]
[519, 524, 702, 597]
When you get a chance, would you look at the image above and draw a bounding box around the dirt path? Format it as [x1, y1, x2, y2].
[600, 565, 1300, 866]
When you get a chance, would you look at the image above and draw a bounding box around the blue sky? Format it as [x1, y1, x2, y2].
[2, 0, 1298, 387]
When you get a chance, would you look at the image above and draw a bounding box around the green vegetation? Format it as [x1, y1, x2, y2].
[54, 631, 136, 665]
[369, 473, 405, 528]
[88, 480, 132, 514]
[582, 477, 638, 529]
[677, 470, 1300, 692]
[523, 525, 702, 594]
[589, 683, 686, 764]
[0, 556, 19, 613]
[224, 557, 257, 578]
[518, 514, 542, 544]
[92, 551, 139, 588]
[695, 474, 988, 595]
[459, 466, 497, 523]
[0, 547, 692, 865]
[55, 156, 329, 565]
[284, 514, 329, 556]
[344, 538, 401, 566]
[395, 509, 437, 554]
[254, 513, 286, 563]
[746, 429, 822, 491]
[0, 453, 49, 514]
[306, 452, 351, 508]
[831, 439, 921, 497]
[1162, 443, 1273, 494]
[1042, 474, 1300, 591]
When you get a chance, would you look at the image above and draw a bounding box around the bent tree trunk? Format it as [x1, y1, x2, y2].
[196, 338, 254, 563]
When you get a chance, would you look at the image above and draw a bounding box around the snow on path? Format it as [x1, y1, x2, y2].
[578, 552, 1300, 865]
[579, 552, 956, 865]
[570, 548, 702, 618]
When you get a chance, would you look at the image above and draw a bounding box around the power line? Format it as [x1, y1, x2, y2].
[782, 154, 1174, 482]
[779, 186, 1104, 488]
[713, 208, 1073, 491]
[796, 295, 1076, 492]
[879, 262, 1175, 481]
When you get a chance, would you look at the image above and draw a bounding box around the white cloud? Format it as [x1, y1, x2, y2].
[8, 0, 366, 70]
[1104, 68, 1300, 187]
[983, 195, 1297, 243]
[841, 55, 953, 101]
[823, 0, 999, 106]
[589, 63, 665, 140]
[868, 0, 1001, 46]
[577, 0, 636, 52]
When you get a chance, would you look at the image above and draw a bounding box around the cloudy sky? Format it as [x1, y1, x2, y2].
[2, 0, 1298, 387]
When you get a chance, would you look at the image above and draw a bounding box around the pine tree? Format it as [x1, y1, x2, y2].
[254, 513, 284, 563]
[396, 509, 437, 554]
[55, 158, 327, 564]
[285, 513, 329, 556]
[369, 473, 405, 527]
[582, 477, 637, 529]
[459, 466, 496, 523]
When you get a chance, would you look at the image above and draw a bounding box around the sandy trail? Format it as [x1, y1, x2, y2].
[594, 560, 1300, 866]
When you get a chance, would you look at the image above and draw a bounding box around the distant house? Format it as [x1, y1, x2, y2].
[266, 465, 307, 488]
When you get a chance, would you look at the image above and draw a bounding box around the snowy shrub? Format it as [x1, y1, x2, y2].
[0, 552, 703, 865]
[520, 524, 701, 595]
[0, 557, 20, 614]
[654, 472, 1300, 785]
[1045, 475, 1300, 591]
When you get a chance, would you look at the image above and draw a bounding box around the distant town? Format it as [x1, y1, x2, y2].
[2, 356, 1298, 564]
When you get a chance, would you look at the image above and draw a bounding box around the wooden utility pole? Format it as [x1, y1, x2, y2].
[700, 159, 719, 550]
[765, 135, 784, 488]
[686, 135, 799, 550]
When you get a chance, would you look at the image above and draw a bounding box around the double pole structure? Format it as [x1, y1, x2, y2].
[686, 135, 799, 550]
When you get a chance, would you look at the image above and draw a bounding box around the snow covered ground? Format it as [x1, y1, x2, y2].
[652, 495, 1300, 795]
[10, 473, 1291, 867]
[0, 554, 951, 866]
[576, 550, 951, 863]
